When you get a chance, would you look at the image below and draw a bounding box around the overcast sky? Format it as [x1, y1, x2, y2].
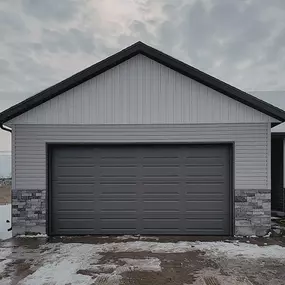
[1, 0, 285, 151]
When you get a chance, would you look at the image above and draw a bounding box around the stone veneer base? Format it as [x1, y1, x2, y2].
[12, 189, 46, 235]
[235, 189, 271, 236]
[11, 188, 271, 236]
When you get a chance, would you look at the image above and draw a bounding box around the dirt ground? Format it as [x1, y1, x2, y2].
[0, 186, 11, 205]
[1, 236, 285, 285]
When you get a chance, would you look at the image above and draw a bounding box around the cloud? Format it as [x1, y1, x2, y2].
[40, 28, 96, 54]
[1, 0, 285, 106]
[21, 0, 80, 21]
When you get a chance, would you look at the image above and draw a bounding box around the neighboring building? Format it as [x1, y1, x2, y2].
[1, 42, 285, 237]
[252, 91, 285, 214]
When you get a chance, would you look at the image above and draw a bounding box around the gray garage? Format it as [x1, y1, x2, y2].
[50, 144, 231, 235]
[1, 42, 285, 236]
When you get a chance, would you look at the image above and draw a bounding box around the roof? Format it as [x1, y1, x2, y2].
[1, 41, 285, 124]
[251, 91, 285, 132]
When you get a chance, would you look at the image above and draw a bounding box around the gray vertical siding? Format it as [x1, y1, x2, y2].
[7, 55, 277, 125]
[13, 123, 270, 190]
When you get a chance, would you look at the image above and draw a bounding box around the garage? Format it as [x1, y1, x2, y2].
[2, 42, 283, 236]
[49, 144, 232, 235]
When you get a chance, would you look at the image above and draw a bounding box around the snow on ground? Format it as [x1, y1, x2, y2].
[17, 234, 47, 238]
[193, 241, 285, 259]
[19, 243, 162, 285]
[0, 204, 11, 240]
[2, 240, 285, 285]
[119, 257, 161, 272]
[61, 240, 285, 259]
[21, 243, 102, 285]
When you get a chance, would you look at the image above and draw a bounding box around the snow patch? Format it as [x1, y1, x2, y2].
[17, 234, 47, 238]
[119, 257, 161, 272]
[140, 236, 159, 241]
[89, 240, 285, 259]
[20, 243, 162, 285]
[264, 232, 272, 238]
[20, 243, 102, 285]
[115, 235, 139, 240]
[90, 257, 161, 285]
[193, 241, 285, 259]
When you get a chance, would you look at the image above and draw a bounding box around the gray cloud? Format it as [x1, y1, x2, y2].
[21, 0, 80, 21]
[40, 28, 96, 54]
[145, 0, 285, 89]
[1, 0, 285, 107]
[0, 9, 28, 38]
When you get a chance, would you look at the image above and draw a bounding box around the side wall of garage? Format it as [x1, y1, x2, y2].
[11, 123, 271, 236]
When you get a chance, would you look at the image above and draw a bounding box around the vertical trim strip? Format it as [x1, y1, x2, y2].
[268, 123, 271, 189]
[12, 126, 15, 190]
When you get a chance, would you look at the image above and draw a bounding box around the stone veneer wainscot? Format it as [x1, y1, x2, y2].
[12, 189, 46, 235]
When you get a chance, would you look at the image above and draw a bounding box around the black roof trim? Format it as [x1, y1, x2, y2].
[1, 41, 285, 123]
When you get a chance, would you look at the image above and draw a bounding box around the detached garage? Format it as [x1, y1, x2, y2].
[1, 42, 285, 236]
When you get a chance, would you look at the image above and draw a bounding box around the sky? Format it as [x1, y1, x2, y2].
[0, 0, 285, 151]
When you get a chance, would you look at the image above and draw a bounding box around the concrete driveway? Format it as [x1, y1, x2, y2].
[1, 236, 285, 285]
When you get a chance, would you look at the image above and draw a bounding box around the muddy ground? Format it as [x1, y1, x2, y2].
[0, 186, 10, 205]
[1, 236, 285, 285]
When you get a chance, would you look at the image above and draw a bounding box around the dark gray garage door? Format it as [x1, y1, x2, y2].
[50, 144, 231, 235]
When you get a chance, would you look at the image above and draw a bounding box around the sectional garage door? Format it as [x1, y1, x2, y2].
[49, 144, 232, 235]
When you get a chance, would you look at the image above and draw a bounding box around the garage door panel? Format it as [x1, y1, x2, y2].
[99, 219, 137, 231]
[54, 195, 95, 202]
[142, 185, 180, 195]
[99, 189, 137, 197]
[185, 177, 225, 183]
[99, 201, 138, 211]
[185, 201, 225, 211]
[52, 183, 95, 195]
[53, 166, 95, 178]
[53, 156, 94, 166]
[185, 183, 225, 194]
[184, 157, 225, 166]
[56, 211, 96, 219]
[50, 144, 231, 235]
[142, 219, 180, 229]
[142, 212, 182, 220]
[185, 218, 225, 227]
[184, 166, 224, 177]
[185, 211, 228, 218]
[55, 200, 95, 210]
[185, 193, 225, 201]
[142, 166, 181, 177]
[142, 201, 181, 210]
[57, 219, 95, 230]
[99, 166, 138, 177]
[99, 157, 138, 165]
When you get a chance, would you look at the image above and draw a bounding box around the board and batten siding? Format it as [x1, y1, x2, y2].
[7, 55, 277, 125]
[13, 123, 271, 190]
